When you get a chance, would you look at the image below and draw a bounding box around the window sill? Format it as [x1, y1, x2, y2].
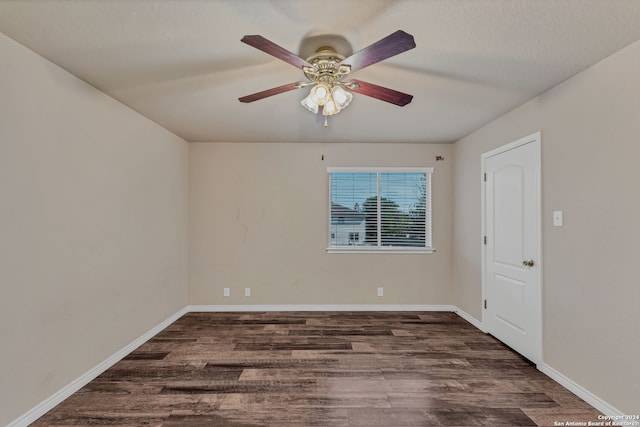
[326, 247, 435, 254]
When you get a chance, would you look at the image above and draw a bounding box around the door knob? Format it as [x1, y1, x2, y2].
[522, 259, 535, 267]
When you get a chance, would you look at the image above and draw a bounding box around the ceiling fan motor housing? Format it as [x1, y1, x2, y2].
[303, 47, 351, 85]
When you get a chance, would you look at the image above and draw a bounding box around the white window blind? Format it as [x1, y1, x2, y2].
[328, 168, 433, 253]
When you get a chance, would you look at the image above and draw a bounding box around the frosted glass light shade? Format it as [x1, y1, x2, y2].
[301, 94, 319, 113]
[323, 99, 338, 116]
[310, 83, 331, 106]
[331, 86, 353, 109]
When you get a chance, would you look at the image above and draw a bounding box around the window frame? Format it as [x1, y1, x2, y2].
[327, 167, 434, 254]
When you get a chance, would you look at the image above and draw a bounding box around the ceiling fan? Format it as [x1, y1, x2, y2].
[238, 30, 416, 126]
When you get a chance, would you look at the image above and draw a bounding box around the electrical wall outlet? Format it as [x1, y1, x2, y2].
[223, 288, 230, 297]
[377, 287, 384, 297]
[245, 288, 251, 297]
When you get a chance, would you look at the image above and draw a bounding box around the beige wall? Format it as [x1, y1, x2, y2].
[189, 142, 453, 306]
[453, 40, 640, 412]
[0, 33, 189, 424]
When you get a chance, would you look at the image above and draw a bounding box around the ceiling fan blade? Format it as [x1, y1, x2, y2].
[349, 79, 413, 106]
[241, 35, 311, 69]
[239, 82, 306, 103]
[339, 30, 416, 73]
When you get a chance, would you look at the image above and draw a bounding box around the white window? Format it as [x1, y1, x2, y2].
[327, 167, 433, 253]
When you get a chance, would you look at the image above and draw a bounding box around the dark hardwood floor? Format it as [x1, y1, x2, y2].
[33, 311, 601, 426]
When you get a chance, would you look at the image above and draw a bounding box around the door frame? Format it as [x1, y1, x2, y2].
[480, 131, 543, 365]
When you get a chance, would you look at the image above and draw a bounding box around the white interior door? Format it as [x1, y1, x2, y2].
[482, 132, 541, 364]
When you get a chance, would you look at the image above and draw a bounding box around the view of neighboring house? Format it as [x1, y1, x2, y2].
[330, 203, 366, 246]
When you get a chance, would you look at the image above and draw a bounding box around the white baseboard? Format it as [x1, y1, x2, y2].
[453, 307, 485, 332]
[186, 304, 457, 312]
[538, 363, 630, 419]
[7, 307, 189, 427]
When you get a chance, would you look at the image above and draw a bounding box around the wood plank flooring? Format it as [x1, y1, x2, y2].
[33, 312, 602, 426]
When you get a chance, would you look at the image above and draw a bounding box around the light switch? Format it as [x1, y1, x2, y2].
[553, 211, 563, 227]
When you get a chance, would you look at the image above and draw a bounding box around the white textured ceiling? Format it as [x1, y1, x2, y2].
[1, 0, 640, 143]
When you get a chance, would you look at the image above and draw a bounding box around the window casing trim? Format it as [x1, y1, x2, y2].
[326, 167, 433, 174]
[326, 246, 435, 254]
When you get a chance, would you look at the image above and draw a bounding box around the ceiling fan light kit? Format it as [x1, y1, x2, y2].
[239, 30, 416, 127]
[301, 81, 353, 118]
